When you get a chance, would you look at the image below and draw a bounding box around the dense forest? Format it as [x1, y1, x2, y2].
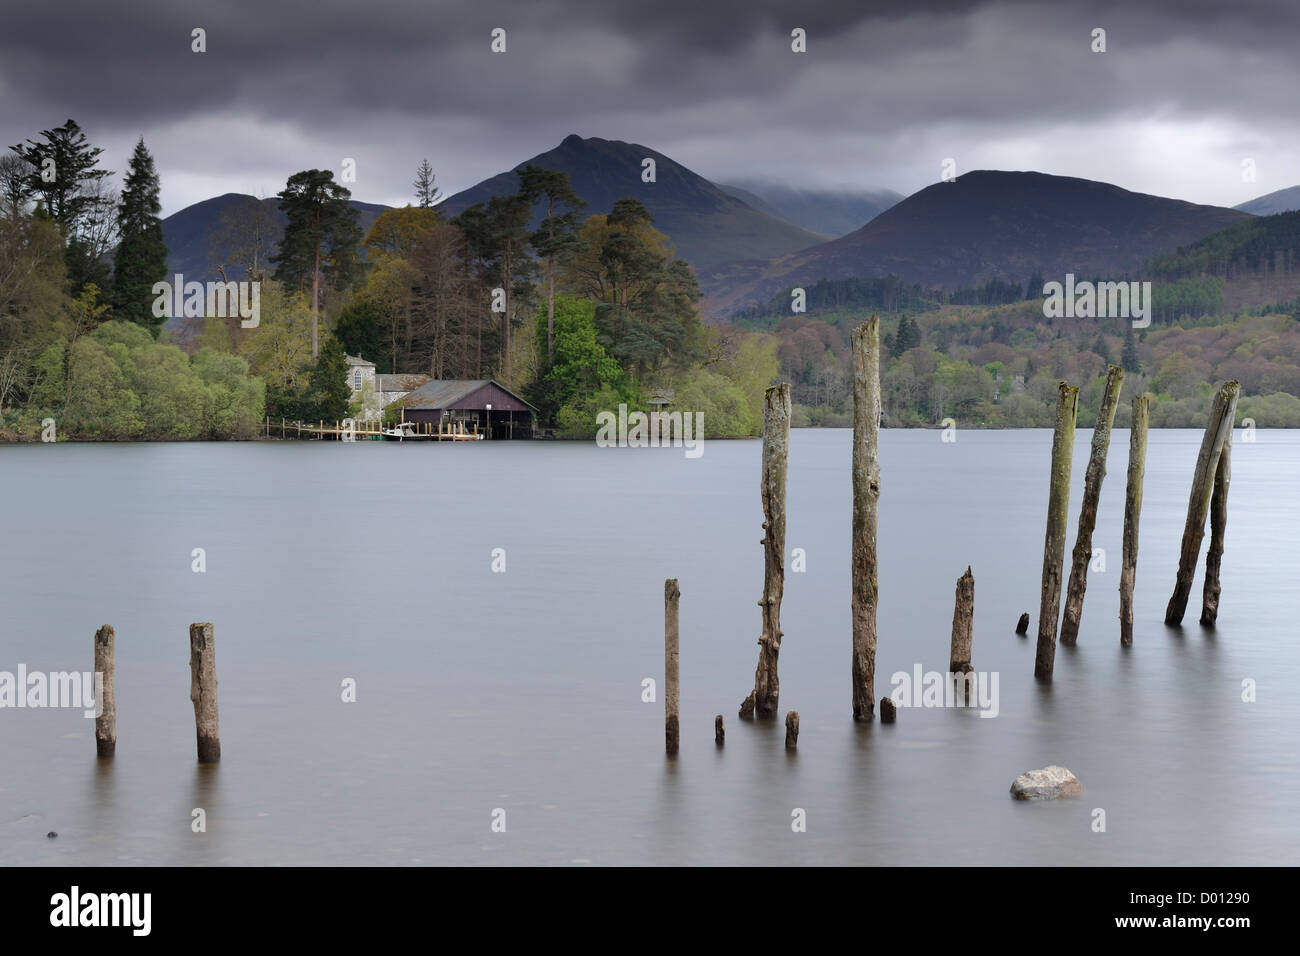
[0, 120, 776, 440]
[733, 230, 1300, 429]
[3, 120, 1298, 441]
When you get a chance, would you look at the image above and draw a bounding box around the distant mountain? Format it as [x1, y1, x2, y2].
[702, 171, 1252, 316]
[1235, 185, 1300, 216]
[435, 134, 825, 270]
[717, 182, 903, 237]
[161, 193, 390, 283]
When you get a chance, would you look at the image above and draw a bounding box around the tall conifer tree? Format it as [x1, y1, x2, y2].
[113, 138, 168, 334]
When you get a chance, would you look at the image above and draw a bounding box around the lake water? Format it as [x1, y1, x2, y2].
[2, 429, 1298, 866]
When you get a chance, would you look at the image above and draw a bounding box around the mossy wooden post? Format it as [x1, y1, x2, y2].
[850, 317, 881, 721]
[1119, 394, 1150, 645]
[949, 566, 974, 672]
[1035, 382, 1079, 679]
[93, 625, 115, 757]
[1060, 364, 1125, 645]
[1200, 423, 1233, 627]
[949, 567, 975, 704]
[189, 622, 221, 763]
[1165, 381, 1240, 625]
[740, 384, 791, 720]
[664, 578, 680, 755]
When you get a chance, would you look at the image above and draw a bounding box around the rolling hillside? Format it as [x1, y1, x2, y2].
[435, 134, 826, 270]
[701, 171, 1252, 316]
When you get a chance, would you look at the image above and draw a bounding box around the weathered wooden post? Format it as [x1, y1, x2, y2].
[664, 578, 680, 755]
[1119, 394, 1150, 645]
[1166, 381, 1240, 625]
[1015, 612, 1030, 635]
[1200, 423, 1233, 627]
[739, 383, 791, 720]
[1035, 382, 1079, 679]
[879, 697, 896, 723]
[950, 566, 975, 677]
[1060, 364, 1125, 645]
[715, 715, 725, 746]
[93, 625, 115, 757]
[851, 317, 881, 721]
[785, 711, 799, 749]
[189, 622, 221, 763]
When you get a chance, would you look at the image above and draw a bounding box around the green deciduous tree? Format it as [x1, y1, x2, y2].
[528, 294, 630, 424]
[565, 200, 702, 380]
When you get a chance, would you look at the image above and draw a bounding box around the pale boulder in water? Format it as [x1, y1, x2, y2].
[1010, 765, 1082, 800]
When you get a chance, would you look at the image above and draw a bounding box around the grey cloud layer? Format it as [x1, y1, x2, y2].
[2, 0, 1296, 213]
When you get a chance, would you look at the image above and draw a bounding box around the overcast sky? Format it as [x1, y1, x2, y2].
[2, 0, 1296, 217]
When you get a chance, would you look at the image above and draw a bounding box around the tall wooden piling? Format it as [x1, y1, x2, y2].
[189, 622, 221, 763]
[1200, 423, 1233, 627]
[1035, 382, 1079, 679]
[1060, 365, 1125, 645]
[850, 317, 882, 721]
[1165, 381, 1240, 625]
[93, 625, 115, 757]
[949, 567, 975, 673]
[949, 567, 975, 704]
[665, 578, 680, 755]
[740, 383, 791, 720]
[1119, 394, 1150, 645]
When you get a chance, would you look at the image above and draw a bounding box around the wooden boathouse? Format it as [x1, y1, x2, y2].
[393, 379, 538, 439]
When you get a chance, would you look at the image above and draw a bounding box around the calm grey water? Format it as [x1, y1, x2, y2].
[2, 429, 1298, 866]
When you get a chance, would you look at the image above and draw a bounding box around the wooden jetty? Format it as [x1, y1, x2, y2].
[262, 418, 483, 441]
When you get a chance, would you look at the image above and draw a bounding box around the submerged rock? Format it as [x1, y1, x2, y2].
[1011, 765, 1082, 800]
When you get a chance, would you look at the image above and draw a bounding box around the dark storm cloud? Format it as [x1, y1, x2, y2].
[2, 0, 1297, 213]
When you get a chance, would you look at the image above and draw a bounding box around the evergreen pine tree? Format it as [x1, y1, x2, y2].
[301, 336, 352, 421]
[414, 159, 440, 208]
[1092, 334, 1111, 364]
[113, 138, 168, 334]
[518, 165, 584, 364]
[270, 170, 362, 358]
[1121, 326, 1140, 372]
